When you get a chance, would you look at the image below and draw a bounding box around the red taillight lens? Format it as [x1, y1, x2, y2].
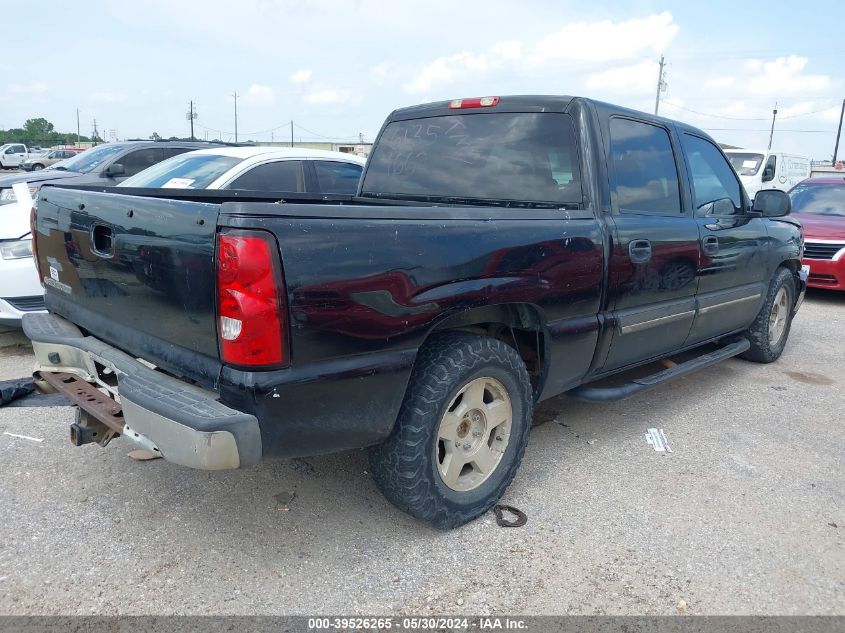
[448, 96, 500, 109]
[216, 229, 287, 368]
[30, 206, 43, 285]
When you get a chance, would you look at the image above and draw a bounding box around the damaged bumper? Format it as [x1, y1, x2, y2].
[22, 312, 261, 470]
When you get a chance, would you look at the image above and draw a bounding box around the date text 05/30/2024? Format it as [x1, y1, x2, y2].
[307, 617, 528, 630]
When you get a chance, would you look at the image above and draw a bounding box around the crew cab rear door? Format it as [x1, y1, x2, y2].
[678, 133, 768, 344]
[600, 115, 700, 372]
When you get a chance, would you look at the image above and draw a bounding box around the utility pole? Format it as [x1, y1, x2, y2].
[290, 120, 294, 147]
[767, 102, 778, 151]
[833, 98, 845, 164]
[92, 119, 100, 145]
[76, 108, 80, 143]
[232, 92, 238, 142]
[186, 100, 197, 141]
[654, 54, 666, 115]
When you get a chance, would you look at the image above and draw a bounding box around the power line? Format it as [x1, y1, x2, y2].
[662, 101, 840, 121]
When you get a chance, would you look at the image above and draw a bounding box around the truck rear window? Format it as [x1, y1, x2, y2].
[361, 113, 581, 206]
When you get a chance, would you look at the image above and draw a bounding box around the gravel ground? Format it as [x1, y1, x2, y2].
[0, 291, 842, 616]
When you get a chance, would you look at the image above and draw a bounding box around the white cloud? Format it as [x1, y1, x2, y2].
[403, 40, 524, 94]
[89, 92, 127, 104]
[242, 83, 275, 107]
[531, 12, 678, 64]
[586, 61, 658, 95]
[369, 62, 395, 86]
[703, 76, 736, 90]
[289, 69, 312, 84]
[303, 89, 353, 105]
[8, 82, 48, 94]
[490, 40, 522, 61]
[747, 56, 829, 95]
[402, 13, 678, 94]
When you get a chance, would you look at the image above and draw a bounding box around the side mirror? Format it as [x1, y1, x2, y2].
[752, 189, 791, 217]
[103, 163, 125, 178]
[762, 166, 775, 182]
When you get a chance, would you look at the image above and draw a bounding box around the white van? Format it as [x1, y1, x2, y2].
[724, 149, 811, 197]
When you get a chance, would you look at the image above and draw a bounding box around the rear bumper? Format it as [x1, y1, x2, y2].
[803, 257, 845, 291]
[22, 312, 261, 470]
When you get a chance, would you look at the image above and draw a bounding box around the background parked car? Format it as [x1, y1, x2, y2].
[789, 177, 845, 291]
[0, 140, 230, 206]
[118, 146, 366, 194]
[0, 198, 42, 325]
[0, 143, 30, 169]
[19, 148, 82, 171]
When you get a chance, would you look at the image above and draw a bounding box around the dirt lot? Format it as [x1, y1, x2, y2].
[0, 291, 842, 616]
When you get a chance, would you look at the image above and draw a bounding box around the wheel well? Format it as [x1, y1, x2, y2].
[427, 304, 547, 400]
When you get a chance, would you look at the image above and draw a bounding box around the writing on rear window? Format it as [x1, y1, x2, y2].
[362, 113, 582, 206]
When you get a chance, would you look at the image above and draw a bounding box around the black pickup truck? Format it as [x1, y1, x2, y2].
[24, 95, 807, 528]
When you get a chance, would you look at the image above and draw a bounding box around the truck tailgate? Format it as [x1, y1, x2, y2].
[34, 187, 221, 377]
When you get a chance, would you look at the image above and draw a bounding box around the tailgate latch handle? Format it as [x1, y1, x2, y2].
[91, 224, 115, 258]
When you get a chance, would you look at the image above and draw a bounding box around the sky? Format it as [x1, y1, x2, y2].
[2, 1, 843, 159]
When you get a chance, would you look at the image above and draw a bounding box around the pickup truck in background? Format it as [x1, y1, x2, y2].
[24, 95, 806, 528]
[0, 143, 31, 169]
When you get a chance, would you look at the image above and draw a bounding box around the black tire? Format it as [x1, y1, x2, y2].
[32, 164, 44, 171]
[370, 332, 533, 529]
[741, 267, 796, 363]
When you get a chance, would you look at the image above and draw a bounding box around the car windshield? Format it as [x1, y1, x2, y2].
[361, 112, 582, 206]
[54, 144, 126, 173]
[119, 153, 244, 188]
[789, 183, 845, 216]
[727, 152, 765, 176]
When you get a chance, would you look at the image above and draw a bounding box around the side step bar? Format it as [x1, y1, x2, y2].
[569, 338, 751, 403]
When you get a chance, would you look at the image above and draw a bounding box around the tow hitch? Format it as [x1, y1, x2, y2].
[35, 371, 124, 447]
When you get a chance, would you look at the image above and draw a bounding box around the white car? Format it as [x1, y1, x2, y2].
[119, 146, 366, 194]
[0, 201, 43, 326]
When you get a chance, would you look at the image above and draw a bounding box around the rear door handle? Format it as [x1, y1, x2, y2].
[702, 235, 719, 256]
[628, 238, 652, 263]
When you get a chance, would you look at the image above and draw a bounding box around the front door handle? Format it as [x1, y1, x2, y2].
[628, 238, 652, 263]
[702, 235, 719, 256]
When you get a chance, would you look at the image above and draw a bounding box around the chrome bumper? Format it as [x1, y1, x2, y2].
[22, 312, 261, 470]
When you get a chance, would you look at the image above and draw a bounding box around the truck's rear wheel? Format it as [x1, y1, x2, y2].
[741, 267, 796, 363]
[369, 332, 532, 529]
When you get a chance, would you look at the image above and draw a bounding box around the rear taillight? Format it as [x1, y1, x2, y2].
[216, 229, 288, 368]
[448, 96, 500, 109]
[30, 206, 43, 285]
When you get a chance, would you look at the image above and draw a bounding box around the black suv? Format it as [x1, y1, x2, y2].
[0, 140, 231, 206]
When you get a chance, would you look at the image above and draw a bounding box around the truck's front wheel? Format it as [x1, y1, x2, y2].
[741, 266, 796, 363]
[370, 332, 532, 529]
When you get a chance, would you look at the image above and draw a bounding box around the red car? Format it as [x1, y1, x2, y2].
[789, 177, 845, 290]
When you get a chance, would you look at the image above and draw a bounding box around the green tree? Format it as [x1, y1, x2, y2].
[23, 118, 55, 140]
